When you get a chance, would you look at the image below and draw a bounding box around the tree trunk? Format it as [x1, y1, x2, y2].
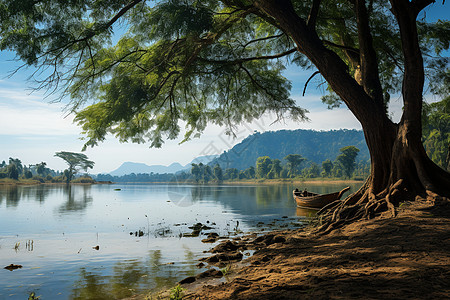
[255, 0, 450, 231]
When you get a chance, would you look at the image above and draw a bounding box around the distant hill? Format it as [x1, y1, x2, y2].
[108, 155, 218, 176]
[209, 129, 369, 170]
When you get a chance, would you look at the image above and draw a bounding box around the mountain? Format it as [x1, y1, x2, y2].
[108, 155, 218, 176]
[209, 129, 369, 170]
[109, 162, 184, 176]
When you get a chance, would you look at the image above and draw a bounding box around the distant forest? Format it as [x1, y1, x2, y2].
[3, 119, 448, 183]
[95, 129, 371, 183]
[209, 129, 369, 170]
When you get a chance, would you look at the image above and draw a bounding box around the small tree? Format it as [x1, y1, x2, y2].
[203, 165, 213, 183]
[36, 162, 47, 176]
[54, 151, 94, 183]
[224, 168, 239, 180]
[9, 158, 23, 176]
[336, 146, 360, 178]
[322, 160, 334, 178]
[7, 164, 19, 180]
[422, 98, 450, 171]
[244, 166, 256, 179]
[284, 154, 306, 178]
[213, 164, 223, 182]
[267, 159, 282, 179]
[191, 163, 201, 183]
[256, 156, 272, 179]
[303, 163, 321, 178]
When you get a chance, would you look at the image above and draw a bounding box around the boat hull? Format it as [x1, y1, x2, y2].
[293, 187, 350, 209]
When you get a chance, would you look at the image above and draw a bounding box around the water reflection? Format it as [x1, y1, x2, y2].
[57, 185, 93, 214]
[0, 185, 51, 207]
[0, 182, 362, 299]
[70, 247, 199, 299]
[296, 207, 318, 217]
[0, 185, 94, 213]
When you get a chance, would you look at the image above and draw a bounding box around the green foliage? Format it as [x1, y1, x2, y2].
[243, 166, 256, 179]
[322, 159, 333, 177]
[256, 156, 272, 179]
[24, 170, 33, 179]
[336, 146, 360, 178]
[422, 97, 450, 171]
[213, 164, 223, 182]
[32, 175, 45, 183]
[224, 168, 239, 180]
[210, 129, 369, 171]
[190, 163, 201, 182]
[55, 151, 95, 183]
[190, 163, 214, 183]
[1, 0, 448, 182]
[72, 176, 95, 183]
[8, 158, 23, 175]
[267, 159, 282, 179]
[221, 264, 233, 276]
[28, 291, 40, 300]
[7, 164, 19, 180]
[284, 154, 306, 178]
[303, 163, 320, 178]
[169, 284, 185, 300]
[36, 162, 47, 176]
[1, 0, 311, 149]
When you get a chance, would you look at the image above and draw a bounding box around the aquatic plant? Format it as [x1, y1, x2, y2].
[169, 284, 185, 300]
[221, 264, 233, 276]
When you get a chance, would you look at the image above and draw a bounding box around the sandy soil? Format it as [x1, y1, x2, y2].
[180, 198, 450, 300]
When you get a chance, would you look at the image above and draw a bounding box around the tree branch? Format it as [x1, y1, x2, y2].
[411, 0, 435, 16]
[198, 48, 297, 65]
[307, 0, 321, 30]
[102, 0, 144, 30]
[183, 7, 257, 72]
[243, 33, 285, 49]
[354, 0, 384, 104]
[323, 40, 359, 55]
[303, 71, 320, 96]
[389, 0, 426, 127]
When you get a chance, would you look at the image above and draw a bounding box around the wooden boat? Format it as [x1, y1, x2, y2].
[293, 186, 350, 209]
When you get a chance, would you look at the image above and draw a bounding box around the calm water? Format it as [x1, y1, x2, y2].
[0, 182, 359, 299]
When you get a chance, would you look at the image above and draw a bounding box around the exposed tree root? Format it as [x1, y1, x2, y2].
[314, 178, 447, 235]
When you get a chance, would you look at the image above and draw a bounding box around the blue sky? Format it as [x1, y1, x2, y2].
[0, 3, 448, 174]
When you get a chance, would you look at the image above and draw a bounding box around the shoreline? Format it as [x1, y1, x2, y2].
[0, 178, 362, 186]
[0, 180, 113, 186]
[137, 198, 450, 299]
[185, 199, 449, 299]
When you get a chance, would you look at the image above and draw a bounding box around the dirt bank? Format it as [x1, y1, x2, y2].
[182, 198, 450, 299]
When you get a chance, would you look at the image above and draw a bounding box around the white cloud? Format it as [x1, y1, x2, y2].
[0, 83, 79, 136]
[0, 103, 79, 136]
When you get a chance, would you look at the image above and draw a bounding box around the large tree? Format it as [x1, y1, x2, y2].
[55, 151, 95, 183]
[1, 0, 449, 230]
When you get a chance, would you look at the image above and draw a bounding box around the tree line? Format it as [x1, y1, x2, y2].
[190, 146, 365, 183]
[0, 152, 95, 184]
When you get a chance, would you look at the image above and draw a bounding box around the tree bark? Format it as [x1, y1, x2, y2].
[254, 0, 450, 230]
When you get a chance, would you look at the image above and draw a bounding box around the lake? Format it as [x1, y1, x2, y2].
[0, 182, 360, 299]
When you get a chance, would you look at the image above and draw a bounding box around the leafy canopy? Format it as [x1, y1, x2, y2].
[54, 151, 95, 175]
[0, 0, 448, 149]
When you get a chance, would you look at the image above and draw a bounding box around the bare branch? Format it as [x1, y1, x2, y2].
[303, 71, 320, 96]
